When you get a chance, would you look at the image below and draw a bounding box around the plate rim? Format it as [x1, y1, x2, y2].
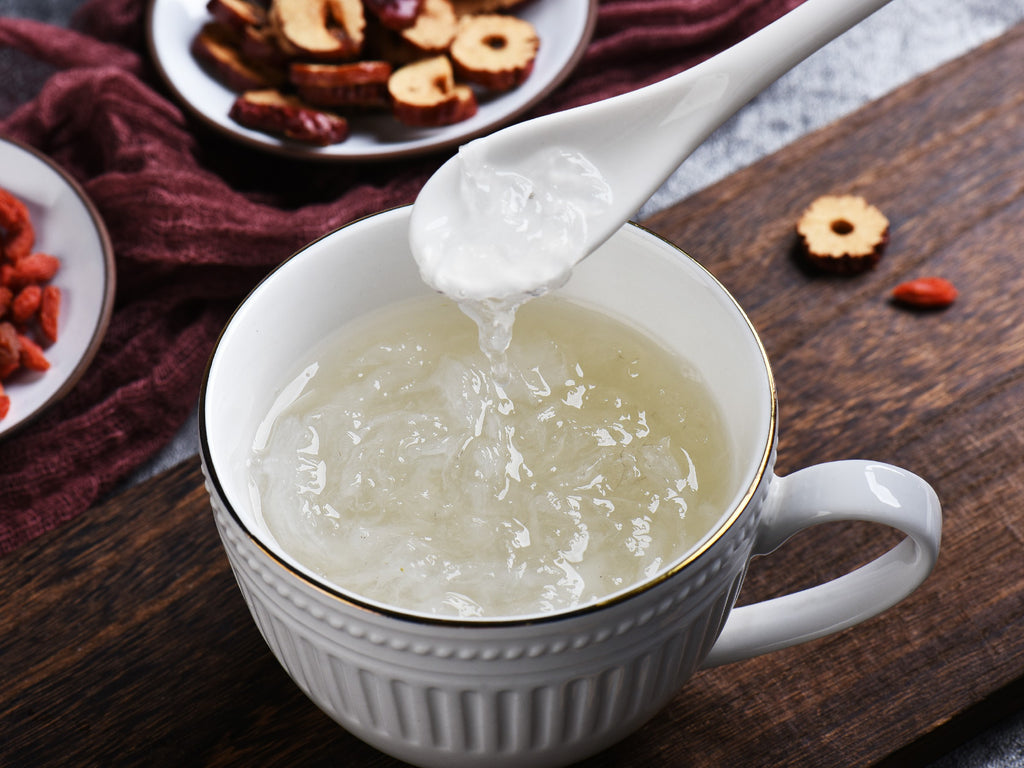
[144, 0, 599, 162]
[0, 134, 117, 440]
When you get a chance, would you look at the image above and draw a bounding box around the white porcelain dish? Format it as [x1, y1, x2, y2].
[146, 0, 598, 161]
[0, 136, 115, 439]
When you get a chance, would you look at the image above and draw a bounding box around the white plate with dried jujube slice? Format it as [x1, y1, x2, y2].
[147, 0, 598, 160]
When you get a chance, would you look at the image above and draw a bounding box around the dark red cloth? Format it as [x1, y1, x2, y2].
[0, 0, 800, 555]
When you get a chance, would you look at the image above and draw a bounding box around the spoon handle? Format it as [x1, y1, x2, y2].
[477, 0, 888, 219]
[588, 0, 895, 217]
[655, 0, 895, 148]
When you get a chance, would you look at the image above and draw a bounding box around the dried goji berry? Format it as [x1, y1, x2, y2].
[0, 321, 20, 373]
[892, 277, 958, 309]
[0, 188, 60, 420]
[17, 333, 49, 372]
[39, 285, 60, 344]
[0, 187, 33, 262]
[10, 284, 42, 325]
[2, 252, 59, 289]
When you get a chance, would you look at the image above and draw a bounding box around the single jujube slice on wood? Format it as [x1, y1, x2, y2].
[795, 194, 889, 274]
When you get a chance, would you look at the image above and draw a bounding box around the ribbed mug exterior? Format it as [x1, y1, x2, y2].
[204, 456, 771, 768]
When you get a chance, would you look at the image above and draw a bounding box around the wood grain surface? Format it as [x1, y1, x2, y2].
[4, 22, 1024, 768]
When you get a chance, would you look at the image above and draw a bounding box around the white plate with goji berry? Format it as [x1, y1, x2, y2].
[0, 135, 116, 438]
[147, 0, 599, 161]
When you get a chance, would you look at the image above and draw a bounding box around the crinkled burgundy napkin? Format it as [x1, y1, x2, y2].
[0, 0, 800, 555]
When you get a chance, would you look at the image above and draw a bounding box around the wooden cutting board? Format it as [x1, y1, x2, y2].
[4, 22, 1024, 768]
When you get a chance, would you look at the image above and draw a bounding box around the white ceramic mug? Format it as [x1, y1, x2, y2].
[200, 206, 941, 768]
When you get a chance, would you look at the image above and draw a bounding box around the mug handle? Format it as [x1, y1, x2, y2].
[701, 460, 941, 668]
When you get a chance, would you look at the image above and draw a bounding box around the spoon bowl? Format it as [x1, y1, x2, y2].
[410, 0, 893, 297]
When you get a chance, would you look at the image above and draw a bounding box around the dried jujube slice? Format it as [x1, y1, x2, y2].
[290, 60, 393, 107]
[229, 89, 351, 145]
[451, 0, 528, 14]
[389, 55, 477, 126]
[192, 22, 284, 92]
[796, 194, 889, 275]
[449, 13, 538, 91]
[398, 0, 458, 54]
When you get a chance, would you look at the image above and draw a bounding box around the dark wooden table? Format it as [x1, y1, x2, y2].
[4, 22, 1024, 768]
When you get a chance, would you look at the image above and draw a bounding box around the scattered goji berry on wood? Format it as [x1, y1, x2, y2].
[892, 277, 958, 309]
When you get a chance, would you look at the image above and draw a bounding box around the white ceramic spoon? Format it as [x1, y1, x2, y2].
[409, 0, 893, 302]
